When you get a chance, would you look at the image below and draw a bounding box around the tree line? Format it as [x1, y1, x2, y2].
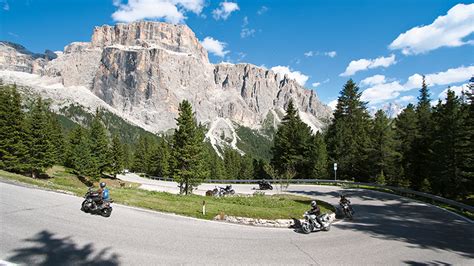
[0, 84, 126, 181]
[271, 78, 473, 201]
[1, 78, 473, 200]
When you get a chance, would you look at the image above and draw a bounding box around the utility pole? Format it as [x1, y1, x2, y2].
[333, 163, 337, 181]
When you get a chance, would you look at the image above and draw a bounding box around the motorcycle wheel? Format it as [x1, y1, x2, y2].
[101, 207, 112, 217]
[324, 224, 331, 231]
[344, 209, 353, 219]
[347, 210, 353, 219]
[81, 200, 89, 213]
[301, 222, 312, 234]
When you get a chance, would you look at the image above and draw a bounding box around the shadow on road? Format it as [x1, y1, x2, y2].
[403, 260, 452, 266]
[287, 189, 474, 259]
[7, 230, 120, 265]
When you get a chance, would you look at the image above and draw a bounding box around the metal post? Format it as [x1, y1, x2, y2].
[333, 163, 337, 181]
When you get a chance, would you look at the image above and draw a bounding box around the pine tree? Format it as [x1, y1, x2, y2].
[458, 88, 474, 198]
[26, 98, 55, 178]
[412, 76, 433, 190]
[0, 84, 28, 172]
[89, 110, 110, 178]
[307, 132, 328, 179]
[253, 159, 271, 180]
[170, 100, 208, 194]
[326, 79, 371, 181]
[132, 135, 149, 173]
[271, 99, 312, 179]
[394, 104, 417, 187]
[224, 147, 242, 179]
[207, 147, 226, 180]
[149, 137, 170, 177]
[239, 154, 254, 180]
[430, 90, 464, 198]
[48, 113, 65, 165]
[110, 135, 125, 178]
[122, 143, 132, 169]
[368, 110, 400, 184]
[66, 126, 97, 178]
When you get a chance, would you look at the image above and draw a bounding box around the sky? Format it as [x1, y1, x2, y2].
[1, 0, 473, 109]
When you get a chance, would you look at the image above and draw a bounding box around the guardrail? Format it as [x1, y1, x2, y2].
[144, 175, 473, 213]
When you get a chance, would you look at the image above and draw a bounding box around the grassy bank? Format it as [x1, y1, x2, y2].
[0, 168, 332, 220]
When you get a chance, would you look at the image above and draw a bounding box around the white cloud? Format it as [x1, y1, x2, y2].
[200, 37, 229, 57]
[361, 81, 405, 104]
[112, 0, 205, 24]
[360, 74, 386, 87]
[397, 95, 415, 102]
[241, 28, 256, 38]
[340, 54, 396, 76]
[240, 16, 256, 38]
[438, 84, 469, 100]
[312, 82, 321, 88]
[360, 65, 474, 104]
[304, 50, 337, 58]
[257, 6, 268, 15]
[405, 65, 474, 89]
[212, 1, 239, 20]
[389, 4, 474, 55]
[271, 66, 309, 86]
[325, 51, 337, 58]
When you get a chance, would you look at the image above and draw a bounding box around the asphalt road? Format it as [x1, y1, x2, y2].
[1, 180, 473, 265]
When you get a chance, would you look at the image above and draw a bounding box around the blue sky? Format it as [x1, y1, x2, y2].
[1, 0, 473, 109]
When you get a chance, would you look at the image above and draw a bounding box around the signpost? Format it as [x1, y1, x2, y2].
[333, 163, 337, 181]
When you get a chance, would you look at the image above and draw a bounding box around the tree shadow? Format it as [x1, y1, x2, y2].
[287, 189, 474, 259]
[7, 230, 120, 265]
[403, 260, 452, 266]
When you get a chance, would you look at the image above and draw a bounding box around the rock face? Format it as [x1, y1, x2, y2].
[0, 21, 332, 153]
[0, 42, 51, 75]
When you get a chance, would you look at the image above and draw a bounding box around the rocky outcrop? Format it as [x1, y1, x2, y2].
[0, 42, 50, 75]
[0, 21, 332, 153]
[90, 21, 208, 62]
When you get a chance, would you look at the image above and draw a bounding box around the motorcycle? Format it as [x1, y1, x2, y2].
[300, 212, 332, 234]
[258, 180, 273, 190]
[219, 185, 235, 196]
[340, 202, 354, 219]
[81, 188, 113, 217]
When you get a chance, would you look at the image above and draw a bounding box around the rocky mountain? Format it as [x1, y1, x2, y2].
[369, 102, 404, 119]
[0, 21, 331, 155]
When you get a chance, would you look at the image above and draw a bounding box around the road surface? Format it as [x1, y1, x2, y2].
[1, 179, 473, 265]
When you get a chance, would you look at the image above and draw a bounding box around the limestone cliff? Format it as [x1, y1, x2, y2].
[0, 21, 332, 154]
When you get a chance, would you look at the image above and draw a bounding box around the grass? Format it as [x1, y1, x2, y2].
[0, 167, 333, 221]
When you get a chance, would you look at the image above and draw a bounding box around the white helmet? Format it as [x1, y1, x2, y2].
[311, 200, 317, 207]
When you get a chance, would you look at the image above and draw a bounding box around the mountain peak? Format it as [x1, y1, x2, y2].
[91, 21, 208, 61]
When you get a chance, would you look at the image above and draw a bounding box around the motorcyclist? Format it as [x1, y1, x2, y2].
[95, 182, 110, 207]
[308, 200, 324, 228]
[339, 194, 354, 213]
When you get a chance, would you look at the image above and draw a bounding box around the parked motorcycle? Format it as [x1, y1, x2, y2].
[81, 188, 113, 217]
[219, 185, 235, 196]
[301, 212, 332, 234]
[258, 180, 273, 190]
[340, 202, 354, 219]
